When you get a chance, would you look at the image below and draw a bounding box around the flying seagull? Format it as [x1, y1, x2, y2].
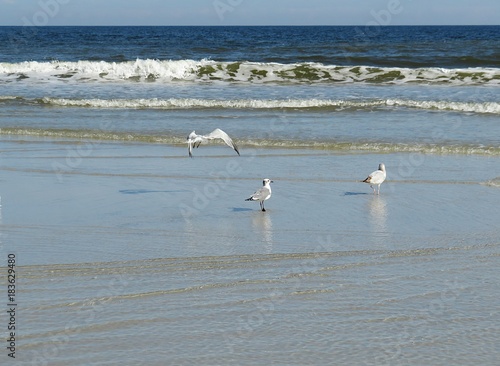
[186, 128, 240, 158]
[362, 163, 386, 195]
[245, 178, 273, 211]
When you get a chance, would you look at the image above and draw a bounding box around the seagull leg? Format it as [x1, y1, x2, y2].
[260, 201, 266, 212]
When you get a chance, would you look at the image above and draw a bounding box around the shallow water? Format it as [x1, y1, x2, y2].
[0, 138, 499, 364]
[2, 138, 499, 261]
[1, 25, 499, 365]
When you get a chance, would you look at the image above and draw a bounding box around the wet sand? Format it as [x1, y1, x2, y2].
[1, 137, 500, 365]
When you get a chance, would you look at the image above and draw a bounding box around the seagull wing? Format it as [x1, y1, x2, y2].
[363, 169, 386, 184]
[187, 131, 197, 158]
[188, 141, 193, 158]
[246, 187, 270, 201]
[205, 128, 240, 155]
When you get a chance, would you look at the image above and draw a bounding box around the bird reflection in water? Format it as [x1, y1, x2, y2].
[367, 195, 388, 249]
[252, 211, 273, 253]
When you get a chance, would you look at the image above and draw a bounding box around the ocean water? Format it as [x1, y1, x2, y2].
[1, 26, 499, 365]
[1, 26, 500, 154]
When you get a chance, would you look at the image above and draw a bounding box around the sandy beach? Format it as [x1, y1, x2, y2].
[1, 136, 499, 364]
[1, 24, 499, 365]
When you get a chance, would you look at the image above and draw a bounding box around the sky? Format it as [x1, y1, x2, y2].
[0, 0, 499, 26]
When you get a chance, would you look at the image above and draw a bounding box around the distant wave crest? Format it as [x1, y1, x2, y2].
[4, 94, 499, 114]
[23, 97, 500, 115]
[1, 59, 500, 85]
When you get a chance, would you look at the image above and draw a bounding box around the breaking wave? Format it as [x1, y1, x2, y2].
[1, 59, 500, 85]
[2, 96, 499, 115]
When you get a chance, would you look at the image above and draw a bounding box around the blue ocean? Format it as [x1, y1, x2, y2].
[1, 26, 500, 152]
[1, 26, 499, 365]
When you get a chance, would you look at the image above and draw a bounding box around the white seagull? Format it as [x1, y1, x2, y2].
[362, 163, 386, 195]
[245, 179, 273, 212]
[186, 128, 240, 158]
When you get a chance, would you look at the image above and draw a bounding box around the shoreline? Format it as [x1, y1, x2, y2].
[2, 131, 500, 156]
[1, 136, 498, 266]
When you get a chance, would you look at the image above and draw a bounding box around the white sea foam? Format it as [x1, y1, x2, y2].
[34, 97, 500, 115]
[483, 177, 500, 188]
[1, 59, 499, 85]
[0, 59, 204, 82]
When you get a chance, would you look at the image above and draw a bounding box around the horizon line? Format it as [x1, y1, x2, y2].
[1, 24, 498, 27]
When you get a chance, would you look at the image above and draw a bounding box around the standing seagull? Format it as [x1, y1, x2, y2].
[245, 179, 273, 212]
[187, 128, 240, 158]
[362, 163, 386, 195]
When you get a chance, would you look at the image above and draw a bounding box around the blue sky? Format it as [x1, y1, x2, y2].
[1, 0, 498, 26]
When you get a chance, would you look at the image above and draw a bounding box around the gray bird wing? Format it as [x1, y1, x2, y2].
[250, 187, 270, 201]
[187, 131, 197, 157]
[205, 128, 240, 155]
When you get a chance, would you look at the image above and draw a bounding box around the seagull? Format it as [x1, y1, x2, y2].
[362, 163, 386, 195]
[245, 179, 273, 212]
[186, 128, 240, 158]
